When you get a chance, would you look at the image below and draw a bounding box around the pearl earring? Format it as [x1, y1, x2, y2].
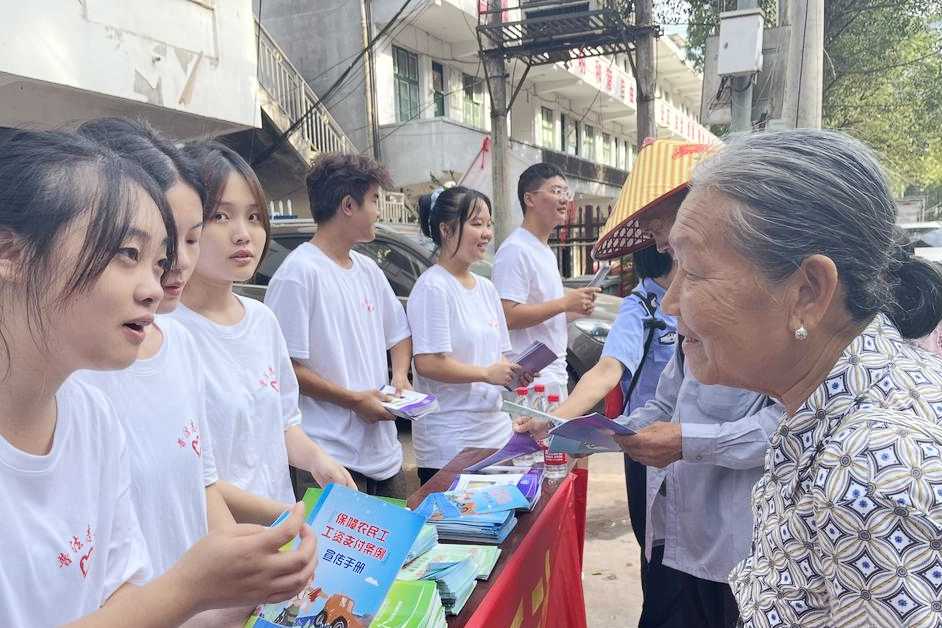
[794, 325, 808, 341]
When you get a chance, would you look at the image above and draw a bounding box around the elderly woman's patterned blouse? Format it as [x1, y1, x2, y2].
[730, 314, 942, 627]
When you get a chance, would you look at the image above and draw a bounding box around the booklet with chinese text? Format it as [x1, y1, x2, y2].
[245, 484, 426, 628]
[448, 469, 543, 510]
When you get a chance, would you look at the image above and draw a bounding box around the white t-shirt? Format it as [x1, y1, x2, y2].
[408, 265, 513, 469]
[0, 378, 151, 628]
[492, 227, 568, 386]
[74, 317, 217, 579]
[170, 296, 300, 504]
[265, 243, 411, 480]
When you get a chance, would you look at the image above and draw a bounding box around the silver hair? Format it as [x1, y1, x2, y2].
[690, 129, 942, 338]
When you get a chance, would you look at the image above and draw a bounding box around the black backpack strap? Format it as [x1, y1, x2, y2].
[623, 291, 667, 401]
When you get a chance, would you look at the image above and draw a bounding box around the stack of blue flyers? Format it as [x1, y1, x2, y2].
[414, 484, 528, 544]
[405, 523, 439, 563]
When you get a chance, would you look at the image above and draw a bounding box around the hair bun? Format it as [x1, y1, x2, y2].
[888, 256, 942, 339]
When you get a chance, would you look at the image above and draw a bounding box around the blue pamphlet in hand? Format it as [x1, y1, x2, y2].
[547, 413, 635, 454]
[505, 340, 557, 390]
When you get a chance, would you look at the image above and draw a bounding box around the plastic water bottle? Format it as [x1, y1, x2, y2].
[531, 383, 547, 413]
[525, 384, 548, 465]
[512, 387, 532, 467]
[542, 393, 569, 480]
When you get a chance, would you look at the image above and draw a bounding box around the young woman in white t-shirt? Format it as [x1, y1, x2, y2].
[0, 129, 317, 628]
[174, 142, 355, 520]
[409, 186, 532, 483]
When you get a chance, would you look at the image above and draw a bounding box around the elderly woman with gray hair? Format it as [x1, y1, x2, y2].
[662, 128, 942, 627]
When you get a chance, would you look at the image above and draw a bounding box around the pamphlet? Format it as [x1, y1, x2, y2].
[448, 469, 543, 510]
[546, 413, 636, 454]
[464, 432, 543, 472]
[373, 580, 447, 628]
[500, 399, 564, 425]
[379, 385, 438, 420]
[586, 263, 612, 289]
[244, 485, 425, 628]
[505, 340, 558, 390]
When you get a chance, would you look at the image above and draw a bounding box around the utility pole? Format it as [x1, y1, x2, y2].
[730, 0, 758, 132]
[361, 0, 381, 160]
[635, 0, 656, 141]
[484, 0, 512, 247]
[782, 0, 823, 128]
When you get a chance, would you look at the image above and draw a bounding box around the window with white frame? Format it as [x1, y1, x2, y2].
[541, 107, 555, 149]
[393, 46, 420, 123]
[462, 73, 484, 128]
[584, 125, 596, 162]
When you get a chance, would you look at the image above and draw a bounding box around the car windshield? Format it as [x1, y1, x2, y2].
[403, 233, 494, 278]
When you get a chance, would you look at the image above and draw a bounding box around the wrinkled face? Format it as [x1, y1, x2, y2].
[662, 186, 793, 391]
[525, 175, 570, 228]
[158, 182, 203, 313]
[48, 191, 168, 372]
[194, 172, 267, 284]
[443, 200, 493, 266]
[349, 183, 382, 243]
[635, 193, 684, 253]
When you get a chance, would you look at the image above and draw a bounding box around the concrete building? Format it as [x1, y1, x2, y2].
[1, 0, 364, 217]
[258, 0, 716, 225]
[0, 0, 259, 138]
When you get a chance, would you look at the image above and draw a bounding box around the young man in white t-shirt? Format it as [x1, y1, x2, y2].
[265, 153, 412, 499]
[492, 163, 600, 399]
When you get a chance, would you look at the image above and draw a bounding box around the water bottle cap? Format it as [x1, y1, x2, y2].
[533, 384, 546, 393]
[547, 393, 560, 402]
[515, 387, 529, 396]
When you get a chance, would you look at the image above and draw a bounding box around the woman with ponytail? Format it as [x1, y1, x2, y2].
[408, 186, 532, 484]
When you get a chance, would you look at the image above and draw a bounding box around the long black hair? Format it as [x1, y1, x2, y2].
[0, 128, 172, 349]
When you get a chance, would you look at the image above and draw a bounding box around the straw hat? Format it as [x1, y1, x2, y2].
[592, 138, 713, 260]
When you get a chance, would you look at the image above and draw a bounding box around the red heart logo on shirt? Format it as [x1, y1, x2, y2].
[79, 547, 93, 578]
[191, 435, 201, 458]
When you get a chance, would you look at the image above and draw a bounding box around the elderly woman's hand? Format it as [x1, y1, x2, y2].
[615, 423, 683, 468]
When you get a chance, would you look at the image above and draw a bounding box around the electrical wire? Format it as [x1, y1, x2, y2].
[251, 0, 419, 166]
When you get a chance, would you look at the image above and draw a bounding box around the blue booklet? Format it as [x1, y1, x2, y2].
[245, 484, 426, 628]
[547, 413, 636, 454]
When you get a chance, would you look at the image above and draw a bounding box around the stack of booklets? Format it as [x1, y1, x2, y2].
[405, 524, 438, 563]
[244, 485, 425, 628]
[379, 385, 438, 420]
[448, 468, 544, 511]
[400, 543, 501, 581]
[373, 580, 447, 628]
[415, 484, 530, 544]
[399, 551, 478, 615]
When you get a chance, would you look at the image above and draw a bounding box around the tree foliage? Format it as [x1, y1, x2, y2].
[653, 1, 942, 199]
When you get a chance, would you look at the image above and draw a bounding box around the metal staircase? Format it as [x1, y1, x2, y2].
[254, 19, 413, 221]
[255, 19, 354, 161]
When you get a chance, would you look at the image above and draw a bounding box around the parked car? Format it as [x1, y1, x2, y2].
[899, 220, 942, 263]
[234, 218, 621, 384]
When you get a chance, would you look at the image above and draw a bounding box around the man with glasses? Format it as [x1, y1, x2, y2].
[493, 163, 600, 401]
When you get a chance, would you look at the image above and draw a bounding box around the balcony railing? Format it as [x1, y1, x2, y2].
[256, 19, 354, 158]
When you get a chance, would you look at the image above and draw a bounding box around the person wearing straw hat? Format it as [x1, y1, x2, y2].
[518, 139, 783, 628]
